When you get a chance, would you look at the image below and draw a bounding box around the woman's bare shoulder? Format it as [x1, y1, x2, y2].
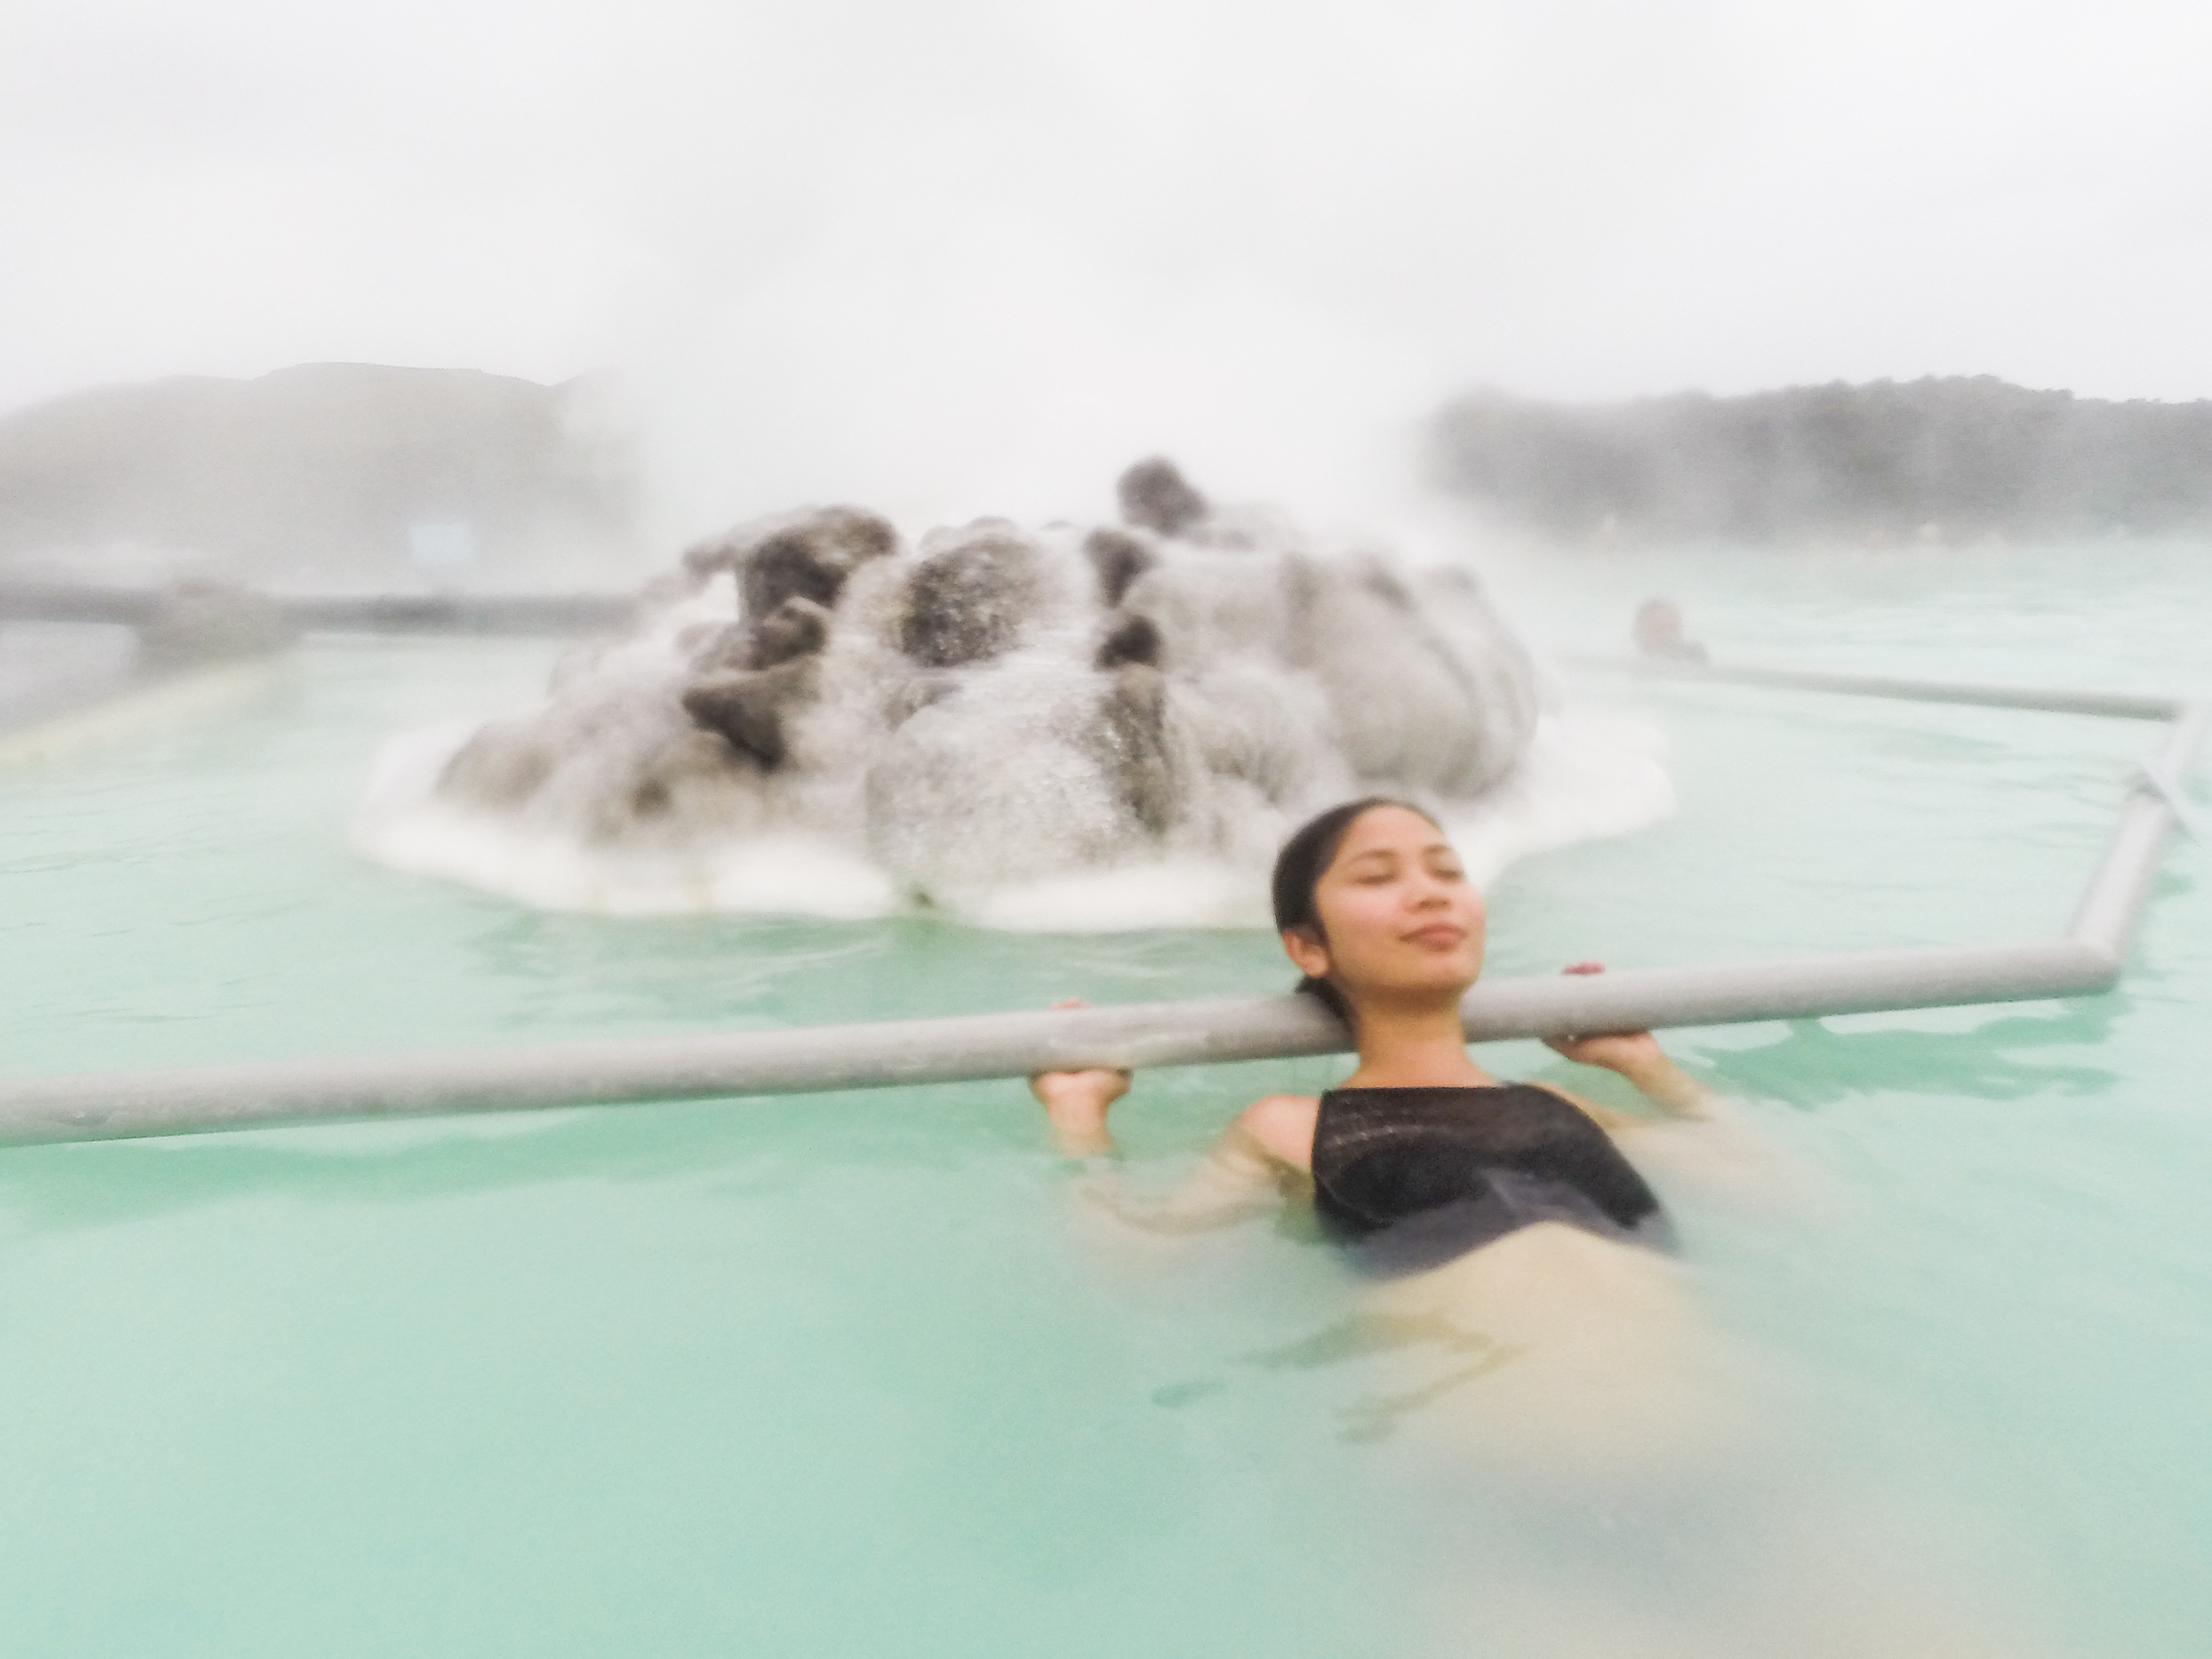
[1232, 1093, 1321, 1170]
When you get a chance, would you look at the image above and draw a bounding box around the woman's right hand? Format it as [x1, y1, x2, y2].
[1030, 1068, 1130, 1157]
[1029, 1000, 1131, 1156]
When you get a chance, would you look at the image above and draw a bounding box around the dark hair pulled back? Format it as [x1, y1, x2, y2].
[1270, 797, 1440, 1027]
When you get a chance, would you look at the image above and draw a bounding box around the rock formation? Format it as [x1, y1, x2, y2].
[366, 460, 1543, 916]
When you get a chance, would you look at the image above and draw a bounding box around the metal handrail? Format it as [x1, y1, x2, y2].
[0, 660, 2199, 1148]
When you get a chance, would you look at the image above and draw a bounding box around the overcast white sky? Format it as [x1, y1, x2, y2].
[6, 0, 2212, 529]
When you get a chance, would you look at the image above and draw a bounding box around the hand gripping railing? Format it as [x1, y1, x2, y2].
[0, 661, 2199, 1148]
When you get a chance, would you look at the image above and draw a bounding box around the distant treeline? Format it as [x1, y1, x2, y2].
[0, 364, 639, 586]
[1431, 377, 2212, 545]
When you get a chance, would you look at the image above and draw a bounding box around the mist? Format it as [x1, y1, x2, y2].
[7, 0, 2212, 549]
[9, 12, 2212, 1658]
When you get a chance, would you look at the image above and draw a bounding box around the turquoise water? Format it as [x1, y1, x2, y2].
[0, 544, 2205, 1656]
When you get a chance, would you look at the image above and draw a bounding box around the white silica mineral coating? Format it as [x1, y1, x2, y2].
[351, 466, 1673, 926]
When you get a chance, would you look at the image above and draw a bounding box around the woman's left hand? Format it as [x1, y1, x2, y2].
[1541, 962, 1668, 1074]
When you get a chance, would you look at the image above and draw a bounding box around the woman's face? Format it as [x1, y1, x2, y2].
[1288, 805, 1487, 1002]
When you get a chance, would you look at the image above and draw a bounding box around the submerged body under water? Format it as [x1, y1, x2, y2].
[0, 541, 2207, 1656]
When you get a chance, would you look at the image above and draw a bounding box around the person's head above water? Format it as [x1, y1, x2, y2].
[1633, 597, 1686, 653]
[1633, 597, 1708, 662]
[1270, 799, 1487, 1026]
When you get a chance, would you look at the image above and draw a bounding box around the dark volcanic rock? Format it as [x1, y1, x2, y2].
[691, 595, 832, 674]
[1094, 612, 1161, 671]
[1354, 557, 1415, 609]
[685, 507, 896, 618]
[1082, 527, 1154, 606]
[1087, 666, 1177, 836]
[1116, 458, 1209, 537]
[744, 595, 833, 668]
[896, 532, 1041, 668]
[682, 659, 818, 769]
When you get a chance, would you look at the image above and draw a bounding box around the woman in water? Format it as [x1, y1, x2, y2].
[1034, 801, 2035, 1653]
[1031, 796, 1739, 1475]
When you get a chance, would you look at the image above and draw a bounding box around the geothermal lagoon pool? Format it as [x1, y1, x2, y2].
[1, 543, 2207, 1656]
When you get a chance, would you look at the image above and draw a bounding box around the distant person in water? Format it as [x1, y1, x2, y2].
[1032, 797, 1738, 1474]
[1632, 596, 1709, 662]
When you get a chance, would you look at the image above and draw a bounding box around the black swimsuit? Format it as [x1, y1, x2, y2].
[1311, 1084, 1672, 1276]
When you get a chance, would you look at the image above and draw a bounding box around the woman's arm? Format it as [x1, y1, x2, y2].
[1538, 966, 1817, 1207]
[1542, 1038, 1715, 1122]
[1027, 1056, 1317, 1234]
[1105, 1109, 1313, 1235]
[1030, 1065, 1130, 1159]
[1541, 962, 1717, 1124]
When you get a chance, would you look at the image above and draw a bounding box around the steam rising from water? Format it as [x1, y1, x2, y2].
[354, 465, 1671, 927]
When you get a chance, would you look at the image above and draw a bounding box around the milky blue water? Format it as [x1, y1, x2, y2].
[0, 542, 2205, 1656]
